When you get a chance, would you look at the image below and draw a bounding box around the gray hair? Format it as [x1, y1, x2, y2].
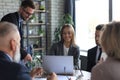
[0, 21, 18, 37]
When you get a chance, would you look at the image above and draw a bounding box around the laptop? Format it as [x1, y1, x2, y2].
[42, 55, 74, 75]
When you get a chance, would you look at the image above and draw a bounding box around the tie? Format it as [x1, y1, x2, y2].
[19, 21, 24, 48]
[96, 47, 102, 63]
[98, 48, 102, 60]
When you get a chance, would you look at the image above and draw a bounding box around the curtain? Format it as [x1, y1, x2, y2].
[64, 0, 76, 29]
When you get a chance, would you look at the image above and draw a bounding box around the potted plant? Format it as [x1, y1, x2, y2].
[38, 28, 44, 36]
[39, 5, 45, 11]
[26, 52, 42, 71]
[38, 0, 44, 1]
[29, 13, 36, 23]
[39, 20, 43, 23]
[53, 13, 74, 43]
[33, 40, 40, 48]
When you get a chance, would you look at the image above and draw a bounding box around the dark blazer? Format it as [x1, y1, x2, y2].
[87, 46, 101, 72]
[0, 51, 31, 80]
[1, 12, 27, 60]
[48, 41, 80, 69]
[1, 12, 19, 27]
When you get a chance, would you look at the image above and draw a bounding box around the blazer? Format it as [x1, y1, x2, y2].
[1, 12, 27, 60]
[48, 41, 80, 69]
[0, 51, 31, 80]
[91, 57, 120, 80]
[87, 46, 102, 72]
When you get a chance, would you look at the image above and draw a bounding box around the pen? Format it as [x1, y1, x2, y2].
[64, 67, 71, 80]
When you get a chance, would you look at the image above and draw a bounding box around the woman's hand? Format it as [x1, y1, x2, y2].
[97, 58, 104, 64]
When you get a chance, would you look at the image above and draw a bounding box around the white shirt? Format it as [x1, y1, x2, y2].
[64, 45, 69, 56]
[100, 52, 108, 61]
[6, 54, 13, 61]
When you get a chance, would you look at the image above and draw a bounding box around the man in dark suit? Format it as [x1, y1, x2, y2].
[87, 24, 103, 72]
[1, 0, 35, 61]
[0, 22, 43, 80]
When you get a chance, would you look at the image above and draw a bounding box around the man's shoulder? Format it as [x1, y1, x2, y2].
[0, 59, 24, 70]
[1, 12, 19, 26]
[0, 59, 29, 74]
[1, 12, 18, 20]
[88, 46, 97, 51]
[0, 60, 31, 80]
[4, 12, 17, 17]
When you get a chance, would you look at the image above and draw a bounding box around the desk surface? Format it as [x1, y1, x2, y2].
[34, 70, 91, 80]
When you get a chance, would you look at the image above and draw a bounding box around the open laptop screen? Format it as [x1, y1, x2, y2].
[42, 55, 74, 75]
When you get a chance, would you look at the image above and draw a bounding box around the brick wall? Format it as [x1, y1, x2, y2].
[0, 0, 20, 19]
[47, 0, 64, 50]
[0, 0, 65, 53]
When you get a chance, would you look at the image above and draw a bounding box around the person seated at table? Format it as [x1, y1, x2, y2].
[0, 22, 43, 80]
[87, 24, 103, 72]
[48, 24, 80, 69]
[91, 21, 120, 80]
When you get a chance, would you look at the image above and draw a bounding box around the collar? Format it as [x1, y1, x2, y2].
[6, 54, 13, 61]
[0, 51, 13, 62]
[18, 12, 23, 22]
[97, 46, 101, 48]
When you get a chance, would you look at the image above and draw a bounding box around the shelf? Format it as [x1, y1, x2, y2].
[34, 0, 44, 2]
[23, 35, 43, 38]
[34, 48, 44, 51]
[27, 23, 45, 26]
[35, 10, 46, 13]
[23, 0, 48, 54]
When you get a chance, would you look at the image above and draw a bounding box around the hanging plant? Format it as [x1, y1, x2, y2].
[29, 13, 36, 23]
[39, 5, 45, 10]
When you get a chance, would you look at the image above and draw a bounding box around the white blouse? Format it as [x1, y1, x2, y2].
[64, 45, 69, 56]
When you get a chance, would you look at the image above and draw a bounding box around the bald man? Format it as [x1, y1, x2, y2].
[0, 22, 42, 80]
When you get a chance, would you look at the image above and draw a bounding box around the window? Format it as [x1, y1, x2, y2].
[75, 0, 109, 56]
[112, 0, 120, 21]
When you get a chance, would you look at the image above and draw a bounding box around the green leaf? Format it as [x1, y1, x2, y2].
[53, 13, 74, 42]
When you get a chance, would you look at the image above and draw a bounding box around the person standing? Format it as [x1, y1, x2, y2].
[1, 0, 35, 61]
[87, 24, 103, 72]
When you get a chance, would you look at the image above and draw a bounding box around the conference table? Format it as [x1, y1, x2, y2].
[34, 70, 91, 80]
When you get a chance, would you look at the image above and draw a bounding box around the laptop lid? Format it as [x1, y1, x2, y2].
[42, 55, 74, 75]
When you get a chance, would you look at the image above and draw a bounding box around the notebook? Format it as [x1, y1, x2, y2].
[42, 55, 74, 75]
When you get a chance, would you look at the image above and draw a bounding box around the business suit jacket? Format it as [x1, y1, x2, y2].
[48, 41, 80, 69]
[91, 57, 120, 80]
[0, 51, 31, 80]
[87, 46, 101, 72]
[1, 12, 27, 60]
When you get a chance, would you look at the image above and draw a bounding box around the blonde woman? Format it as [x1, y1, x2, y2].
[91, 21, 120, 80]
[48, 24, 80, 69]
